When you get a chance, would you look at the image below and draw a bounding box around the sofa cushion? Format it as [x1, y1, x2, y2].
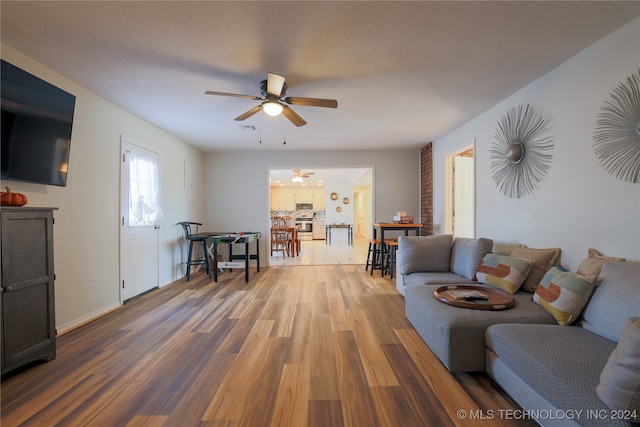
[597, 316, 640, 416]
[450, 237, 494, 280]
[533, 266, 596, 326]
[397, 234, 453, 275]
[578, 248, 626, 279]
[485, 324, 618, 425]
[476, 254, 532, 294]
[510, 245, 561, 293]
[581, 261, 640, 343]
[405, 284, 555, 372]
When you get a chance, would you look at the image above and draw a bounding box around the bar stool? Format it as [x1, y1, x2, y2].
[366, 238, 397, 275]
[366, 238, 382, 273]
[384, 241, 399, 278]
[178, 222, 212, 281]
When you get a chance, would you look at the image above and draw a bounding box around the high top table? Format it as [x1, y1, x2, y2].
[325, 223, 353, 245]
[372, 223, 422, 276]
[205, 232, 261, 283]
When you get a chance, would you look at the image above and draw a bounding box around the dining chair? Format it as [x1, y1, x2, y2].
[271, 216, 292, 257]
[283, 215, 300, 255]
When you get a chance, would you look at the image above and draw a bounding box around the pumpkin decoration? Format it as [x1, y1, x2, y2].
[1, 187, 28, 206]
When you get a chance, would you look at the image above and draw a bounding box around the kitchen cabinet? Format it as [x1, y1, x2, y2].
[282, 191, 296, 210]
[1, 207, 57, 375]
[271, 188, 325, 211]
[271, 188, 295, 211]
[313, 220, 326, 240]
[313, 194, 325, 210]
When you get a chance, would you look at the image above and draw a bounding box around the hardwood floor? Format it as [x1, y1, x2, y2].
[1, 265, 534, 427]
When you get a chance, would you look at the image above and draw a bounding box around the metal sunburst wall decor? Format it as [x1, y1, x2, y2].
[593, 68, 640, 184]
[489, 104, 554, 199]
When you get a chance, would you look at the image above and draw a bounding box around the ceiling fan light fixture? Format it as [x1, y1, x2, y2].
[263, 100, 283, 117]
[292, 176, 304, 183]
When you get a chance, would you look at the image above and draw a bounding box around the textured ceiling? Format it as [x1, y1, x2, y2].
[1, 1, 638, 152]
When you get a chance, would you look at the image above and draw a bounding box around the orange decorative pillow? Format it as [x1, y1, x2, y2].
[510, 245, 561, 293]
[533, 266, 596, 325]
[476, 254, 532, 294]
[577, 248, 625, 280]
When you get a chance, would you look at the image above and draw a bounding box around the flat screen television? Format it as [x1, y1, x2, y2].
[1, 59, 76, 187]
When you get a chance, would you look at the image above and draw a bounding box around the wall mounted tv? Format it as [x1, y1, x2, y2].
[1, 60, 76, 187]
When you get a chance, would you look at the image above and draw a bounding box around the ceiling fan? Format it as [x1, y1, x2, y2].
[291, 169, 314, 182]
[205, 72, 338, 127]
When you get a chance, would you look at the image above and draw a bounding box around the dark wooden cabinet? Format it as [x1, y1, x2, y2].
[1, 207, 57, 375]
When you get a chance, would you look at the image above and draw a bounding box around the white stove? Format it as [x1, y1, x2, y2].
[295, 214, 313, 241]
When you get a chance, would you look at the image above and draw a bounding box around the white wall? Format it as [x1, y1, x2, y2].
[324, 178, 355, 244]
[433, 17, 640, 270]
[203, 150, 420, 264]
[1, 44, 206, 333]
[325, 178, 355, 225]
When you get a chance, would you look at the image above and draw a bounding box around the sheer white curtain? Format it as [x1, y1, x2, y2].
[128, 151, 163, 226]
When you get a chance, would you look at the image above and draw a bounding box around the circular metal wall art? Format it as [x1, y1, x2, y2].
[489, 104, 553, 199]
[593, 68, 640, 184]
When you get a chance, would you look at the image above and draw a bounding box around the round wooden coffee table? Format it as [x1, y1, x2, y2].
[433, 285, 515, 310]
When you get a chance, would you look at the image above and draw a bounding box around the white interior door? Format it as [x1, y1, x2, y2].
[453, 156, 475, 238]
[120, 139, 161, 302]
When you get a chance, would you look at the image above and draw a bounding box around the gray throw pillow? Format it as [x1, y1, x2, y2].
[581, 262, 640, 343]
[450, 237, 494, 280]
[397, 234, 453, 275]
[596, 316, 640, 418]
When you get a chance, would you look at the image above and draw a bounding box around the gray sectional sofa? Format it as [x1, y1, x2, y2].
[396, 235, 639, 426]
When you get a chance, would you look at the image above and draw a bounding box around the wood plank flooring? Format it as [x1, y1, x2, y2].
[1, 265, 535, 427]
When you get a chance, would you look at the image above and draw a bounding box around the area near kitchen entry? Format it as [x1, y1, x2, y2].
[269, 168, 372, 265]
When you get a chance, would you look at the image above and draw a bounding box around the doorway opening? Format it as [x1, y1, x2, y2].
[444, 144, 475, 238]
[268, 167, 373, 266]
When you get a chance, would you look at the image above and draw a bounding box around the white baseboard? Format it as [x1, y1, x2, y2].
[56, 302, 122, 336]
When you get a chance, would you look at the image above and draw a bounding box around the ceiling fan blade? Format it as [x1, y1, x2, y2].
[234, 105, 263, 121]
[282, 105, 307, 127]
[267, 73, 286, 97]
[205, 91, 261, 100]
[284, 97, 338, 108]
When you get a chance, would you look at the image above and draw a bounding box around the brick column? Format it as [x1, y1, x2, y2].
[420, 143, 433, 236]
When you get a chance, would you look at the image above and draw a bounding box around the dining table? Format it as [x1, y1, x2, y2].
[372, 222, 422, 276]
